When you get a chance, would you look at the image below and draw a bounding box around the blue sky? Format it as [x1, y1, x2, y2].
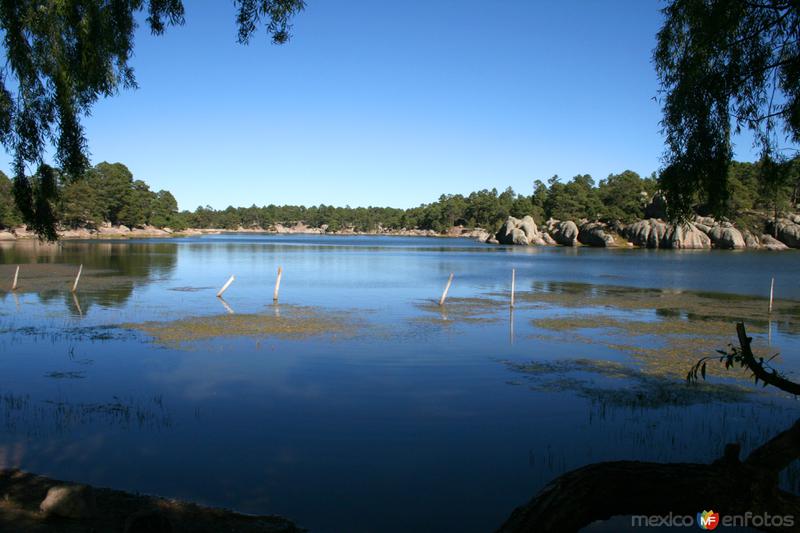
[0, 1, 762, 210]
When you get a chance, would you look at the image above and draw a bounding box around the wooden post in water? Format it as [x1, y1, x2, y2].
[217, 275, 235, 298]
[439, 272, 454, 306]
[769, 277, 775, 314]
[273, 266, 282, 303]
[12, 265, 19, 291]
[510, 268, 516, 308]
[71, 264, 82, 293]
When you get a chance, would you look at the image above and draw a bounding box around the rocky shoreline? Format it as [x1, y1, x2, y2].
[0, 222, 492, 242]
[488, 213, 799, 250]
[0, 468, 302, 532]
[1, 212, 799, 250]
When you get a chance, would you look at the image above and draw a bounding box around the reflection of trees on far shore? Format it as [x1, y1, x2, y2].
[0, 241, 178, 312]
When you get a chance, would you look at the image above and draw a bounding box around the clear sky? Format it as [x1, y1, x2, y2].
[0, 1, 762, 211]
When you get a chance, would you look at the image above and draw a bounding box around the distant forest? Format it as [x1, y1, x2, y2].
[1, 159, 798, 234]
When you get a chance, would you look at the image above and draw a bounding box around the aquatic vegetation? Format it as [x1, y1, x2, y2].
[509, 281, 800, 332]
[43, 371, 85, 379]
[531, 314, 744, 337]
[527, 306, 787, 384]
[168, 286, 214, 292]
[413, 296, 506, 325]
[0, 324, 134, 343]
[506, 358, 753, 408]
[0, 392, 171, 435]
[126, 305, 358, 346]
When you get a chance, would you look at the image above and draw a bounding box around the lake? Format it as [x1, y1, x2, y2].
[0, 235, 799, 532]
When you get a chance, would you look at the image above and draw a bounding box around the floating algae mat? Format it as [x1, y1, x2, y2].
[127, 305, 358, 346]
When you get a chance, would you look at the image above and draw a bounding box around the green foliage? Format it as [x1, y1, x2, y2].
[0, 0, 305, 239]
[724, 158, 799, 223]
[55, 161, 175, 230]
[597, 170, 657, 223]
[655, 0, 800, 220]
[89, 162, 136, 225]
[59, 179, 103, 228]
[0, 170, 22, 228]
[13, 164, 59, 240]
[119, 180, 156, 228]
[151, 190, 182, 229]
[5, 158, 798, 236]
[544, 174, 602, 221]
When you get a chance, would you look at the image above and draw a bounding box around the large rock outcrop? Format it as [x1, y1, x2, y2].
[625, 219, 668, 248]
[742, 230, 761, 249]
[549, 220, 579, 246]
[625, 219, 710, 249]
[770, 217, 800, 248]
[495, 216, 548, 245]
[578, 222, 617, 247]
[761, 234, 790, 250]
[662, 223, 711, 249]
[707, 223, 746, 249]
[0, 231, 16, 241]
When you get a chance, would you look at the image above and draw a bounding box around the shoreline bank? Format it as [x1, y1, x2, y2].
[1, 212, 800, 250]
[0, 468, 303, 533]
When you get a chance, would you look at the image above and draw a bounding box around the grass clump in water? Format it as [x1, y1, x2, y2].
[126, 305, 356, 346]
[413, 296, 506, 325]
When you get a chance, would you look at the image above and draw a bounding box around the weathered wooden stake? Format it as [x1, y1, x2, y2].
[217, 275, 235, 298]
[510, 268, 516, 308]
[71, 264, 82, 293]
[12, 265, 19, 291]
[769, 277, 774, 314]
[273, 266, 282, 302]
[439, 272, 454, 306]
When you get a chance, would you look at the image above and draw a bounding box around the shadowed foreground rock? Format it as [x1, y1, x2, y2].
[0, 469, 303, 532]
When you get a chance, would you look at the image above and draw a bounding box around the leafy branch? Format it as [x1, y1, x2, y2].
[687, 321, 800, 395]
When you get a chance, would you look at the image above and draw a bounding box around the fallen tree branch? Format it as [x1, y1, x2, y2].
[496, 452, 800, 532]
[736, 322, 800, 396]
[499, 323, 800, 532]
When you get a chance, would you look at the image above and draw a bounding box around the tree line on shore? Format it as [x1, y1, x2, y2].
[1, 159, 798, 235]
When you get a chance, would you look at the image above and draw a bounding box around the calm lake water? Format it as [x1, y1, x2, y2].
[0, 235, 799, 532]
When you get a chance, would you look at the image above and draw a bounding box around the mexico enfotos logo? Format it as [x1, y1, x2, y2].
[631, 510, 794, 529]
